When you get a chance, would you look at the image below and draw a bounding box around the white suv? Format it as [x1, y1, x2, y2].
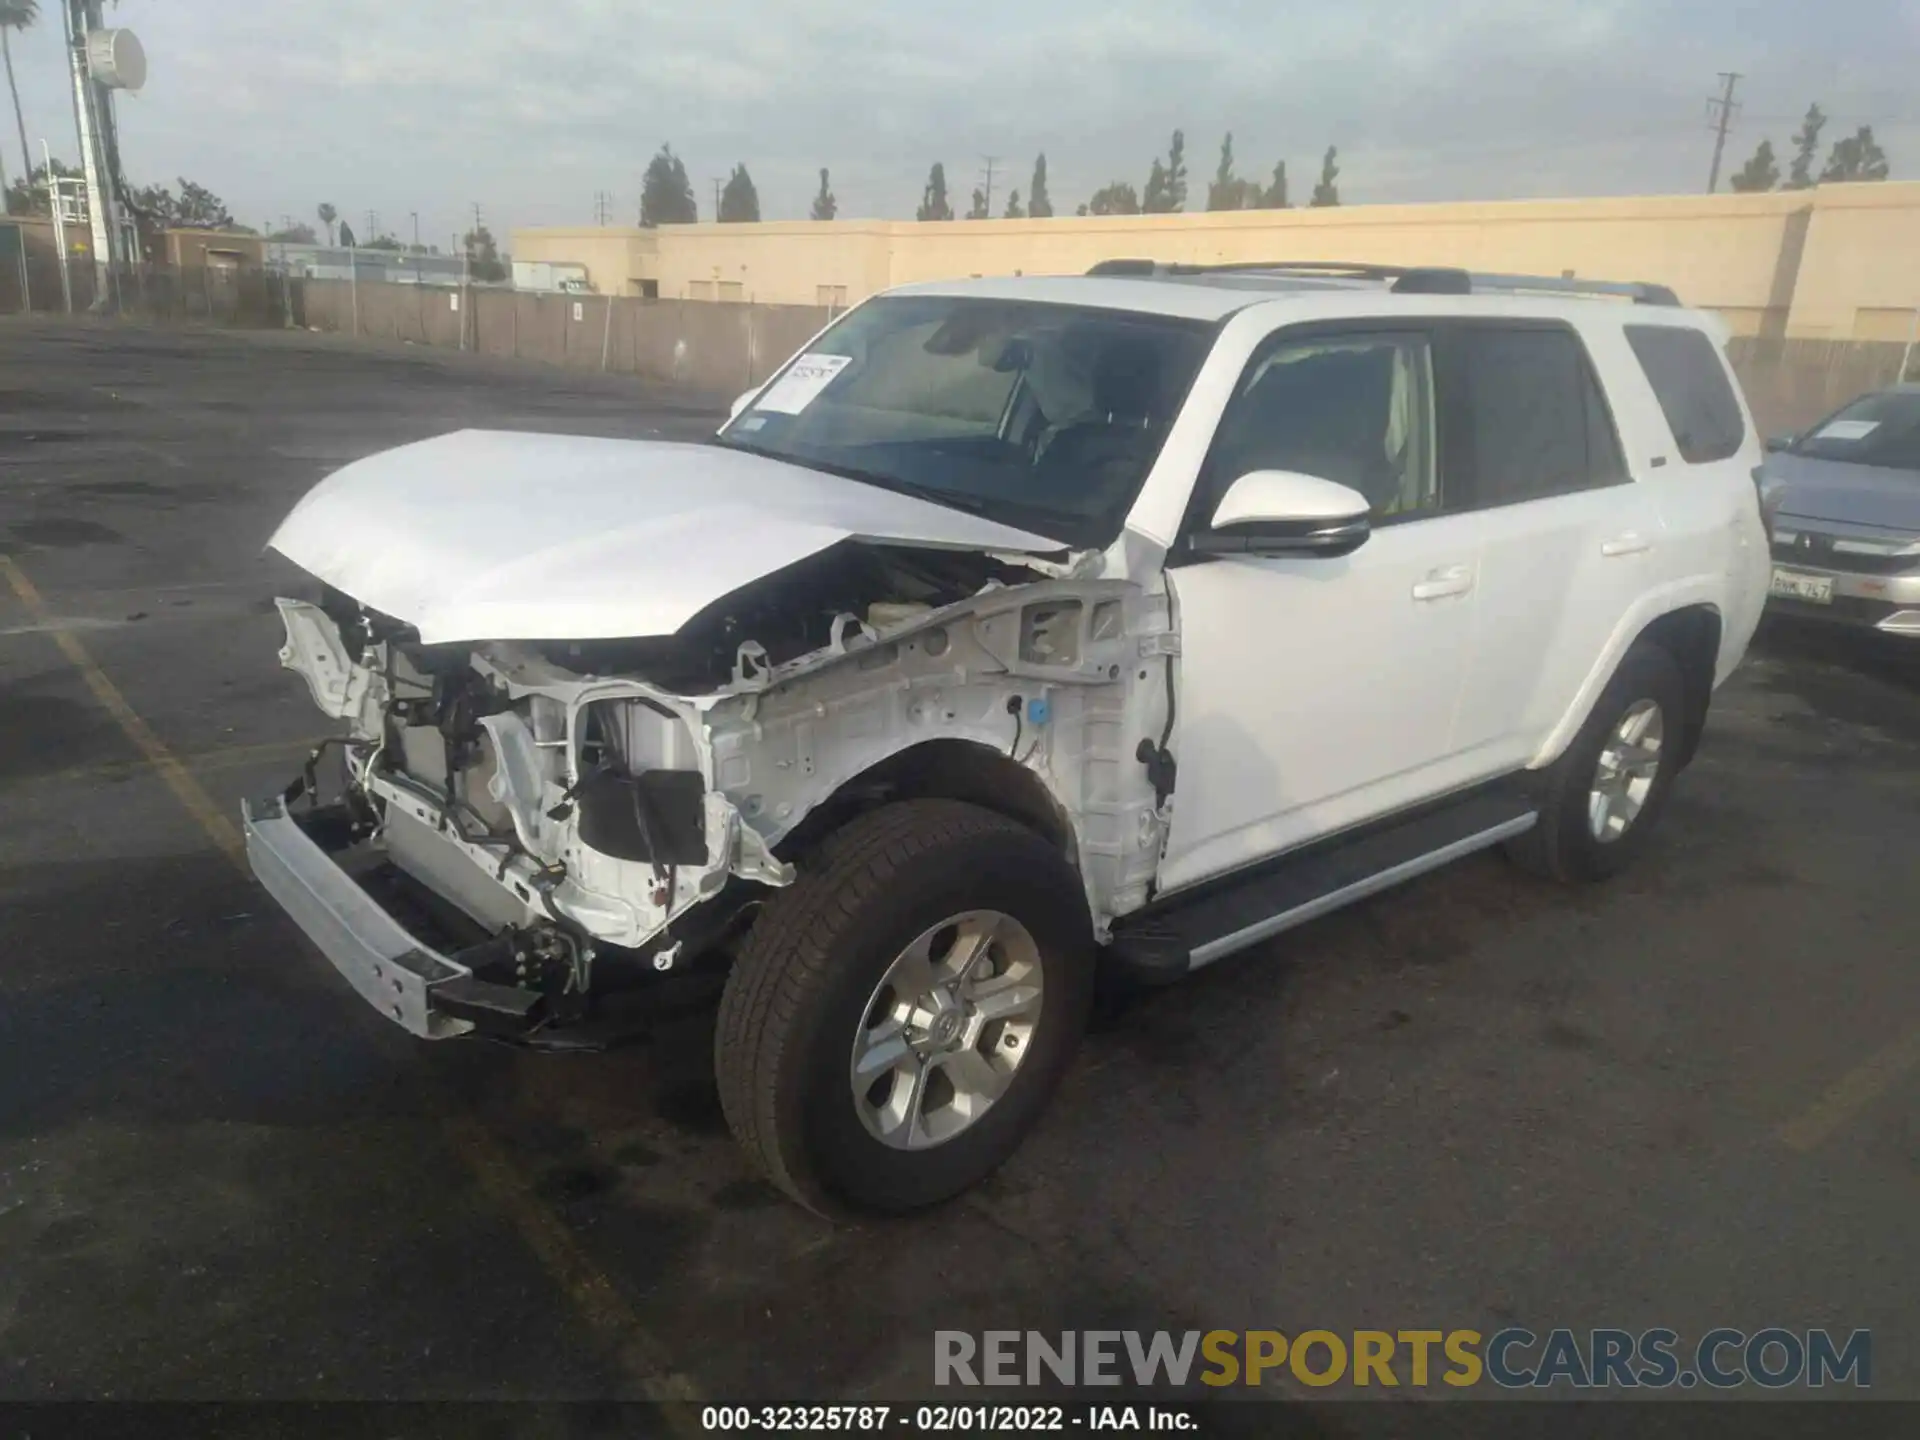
[247, 260, 1772, 1215]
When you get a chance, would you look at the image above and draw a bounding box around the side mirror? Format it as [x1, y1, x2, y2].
[729, 389, 757, 421]
[1763, 433, 1795, 453]
[1193, 470, 1371, 558]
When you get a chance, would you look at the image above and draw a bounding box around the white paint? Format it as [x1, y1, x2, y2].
[1158, 512, 1487, 892]
[268, 430, 1064, 644]
[1210, 470, 1368, 528]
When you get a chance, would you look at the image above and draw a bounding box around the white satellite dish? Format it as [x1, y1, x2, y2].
[86, 29, 147, 92]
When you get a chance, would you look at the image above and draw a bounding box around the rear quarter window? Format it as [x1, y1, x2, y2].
[1624, 324, 1747, 464]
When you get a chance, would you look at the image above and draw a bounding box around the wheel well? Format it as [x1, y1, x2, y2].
[772, 739, 1079, 869]
[1636, 605, 1721, 766]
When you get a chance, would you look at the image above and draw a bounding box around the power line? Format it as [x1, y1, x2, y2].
[1705, 71, 1742, 193]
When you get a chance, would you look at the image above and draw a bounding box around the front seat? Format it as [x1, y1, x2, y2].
[1031, 339, 1164, 503]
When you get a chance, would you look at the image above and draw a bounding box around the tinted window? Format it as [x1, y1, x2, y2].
[718, 295, 1212, 547]
[1625, 324, 1746, 463]
[1446, 326, 1626, 508]
[1204, 334, 1437, 521]
[1789, 390, 1920, 471]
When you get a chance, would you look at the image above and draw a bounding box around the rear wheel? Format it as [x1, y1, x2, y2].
[715, 800, 1094, 1216]
[1506, 642, 1687, 882]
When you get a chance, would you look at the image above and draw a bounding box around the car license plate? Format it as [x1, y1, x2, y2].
[1770, 567, 1835, 604]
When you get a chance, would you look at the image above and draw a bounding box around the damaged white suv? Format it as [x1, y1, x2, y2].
[247, 261, 1771, 1215]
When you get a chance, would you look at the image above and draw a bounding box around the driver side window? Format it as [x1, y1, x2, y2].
[1201, 331, 1438, 525]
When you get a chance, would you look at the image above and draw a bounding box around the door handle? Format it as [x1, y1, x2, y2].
[1411, 565, 1473, 601]
[1601, 532, 1651, 557]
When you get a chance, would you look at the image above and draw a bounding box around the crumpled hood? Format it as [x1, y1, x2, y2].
[1762, 451, 1920, 534]
[269, 430, 1065, 643]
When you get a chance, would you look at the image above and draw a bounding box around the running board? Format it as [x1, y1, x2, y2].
[1109, 792, 1538, 977]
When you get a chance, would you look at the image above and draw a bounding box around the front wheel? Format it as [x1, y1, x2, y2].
[1506, 642, 1688, 882]
[715, 800, 1095, 1217]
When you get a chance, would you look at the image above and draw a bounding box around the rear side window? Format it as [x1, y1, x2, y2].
[1443, 325, 1627, 509]
[1624, 324, 1746, 463]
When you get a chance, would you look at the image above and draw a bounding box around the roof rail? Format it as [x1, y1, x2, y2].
[1084, 258, 1680, 306]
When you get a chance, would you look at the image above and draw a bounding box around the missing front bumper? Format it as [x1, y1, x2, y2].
[241, 794, 546, 1039]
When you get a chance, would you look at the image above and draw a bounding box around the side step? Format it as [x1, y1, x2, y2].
[1109, 791, 1538, 978]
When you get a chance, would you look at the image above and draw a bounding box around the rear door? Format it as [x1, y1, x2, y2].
[1438, 320, 1666, 773]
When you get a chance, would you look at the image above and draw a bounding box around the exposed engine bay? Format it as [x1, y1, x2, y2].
[273, 539, 1174, 1031]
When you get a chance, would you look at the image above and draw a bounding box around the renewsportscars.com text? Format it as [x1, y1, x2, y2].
[934, 1328, 1871, 1390]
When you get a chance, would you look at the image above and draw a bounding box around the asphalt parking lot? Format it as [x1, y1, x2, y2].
[2, 320, 1917, 1415]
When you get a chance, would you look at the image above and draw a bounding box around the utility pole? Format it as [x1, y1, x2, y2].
[711, 177, 723, 219]
[979, 155, 1000, 215]
[366, 210, 379, 242]
[1705, 71, 1742, 194]
[410, 211, 420, 249]
[593, 190, 611, 225]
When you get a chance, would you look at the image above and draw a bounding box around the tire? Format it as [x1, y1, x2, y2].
[715, 799, 1095, 1217]
[1505, 642, 1688, 883]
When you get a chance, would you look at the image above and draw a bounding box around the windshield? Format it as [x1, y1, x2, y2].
[715, 295, 1214, 546]
[1790, 391, 1920, 471]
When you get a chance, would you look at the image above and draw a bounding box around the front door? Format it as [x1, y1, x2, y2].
[1156, 328, 1486, 894]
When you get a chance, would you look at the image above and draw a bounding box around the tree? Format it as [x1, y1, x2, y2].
[966, 185, 989, 220]
[1260, 159, 1289, 209]
[337, 219, 358, 248]
[316, 202, 338, 246]
[1310, 145, 1340, 206]
[809, 167, 837, 221]
[0, 0, 37, 203]
[268, 222, 318, 244]
[1028, 153, 1052, 218]
[174, 178, 234, 228]
[1142, 129, 1188, 213]
[4, 155, 76, 217]
[1820, 125, 1890, 183]
[463, 224, 506, 281]
[1085, 181, 1141, 216]
[916, 162, 953, 221]
[640, 143, 697, 225]
[360, 233, 402, 250]
[1786, 104, 1827, 190]
[1207, 132, 1239, 211]
[718, 162, 760, 222]
[1003, 188, 1024, 219]
[1728, 139, 1779, 193]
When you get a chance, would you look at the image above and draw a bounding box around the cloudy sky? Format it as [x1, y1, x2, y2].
[4, 0, 1916, 246]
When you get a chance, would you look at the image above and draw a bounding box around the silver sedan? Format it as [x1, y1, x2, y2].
[1760, 384, 1920, 637]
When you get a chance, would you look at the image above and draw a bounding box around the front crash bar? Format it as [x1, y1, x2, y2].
[242, 794, 541, 1039]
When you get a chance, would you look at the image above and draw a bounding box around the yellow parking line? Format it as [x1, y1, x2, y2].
[2, 553, 700, 1407]
[6, 735, 338, 793]
[3, 556, 246, 866]
[1778, 1025, 1920, 1153]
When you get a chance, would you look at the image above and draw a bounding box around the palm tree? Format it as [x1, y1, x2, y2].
[0, 0, 38, 206]
[317, 202, 337, 246]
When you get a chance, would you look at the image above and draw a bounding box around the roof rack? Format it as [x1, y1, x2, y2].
[1084, 258, 1680, 306]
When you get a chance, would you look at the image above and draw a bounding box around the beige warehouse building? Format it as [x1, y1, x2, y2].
[513, 181, 1920, 342]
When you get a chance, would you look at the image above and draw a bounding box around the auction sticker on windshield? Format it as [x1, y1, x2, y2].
[1813, 419, 1879, 442]
[755, 354, 852, 414]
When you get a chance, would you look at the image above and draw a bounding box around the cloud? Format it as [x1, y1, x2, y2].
[3, 0, 1916, 244]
